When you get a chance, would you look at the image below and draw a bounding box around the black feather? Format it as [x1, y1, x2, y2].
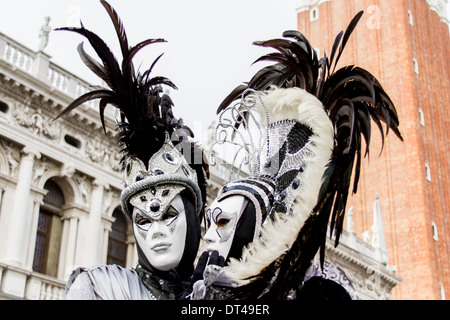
[54, 1, 209, 198]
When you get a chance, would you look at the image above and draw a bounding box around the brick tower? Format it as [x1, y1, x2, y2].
[295, 0, 449, 299]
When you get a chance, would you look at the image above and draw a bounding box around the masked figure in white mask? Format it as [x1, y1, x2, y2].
[57, 1, 209, 300]
[190, 11, 402, 301]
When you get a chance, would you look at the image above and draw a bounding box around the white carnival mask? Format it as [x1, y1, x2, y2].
[132, 194, 187, 271]
[203, 195, 247, 259]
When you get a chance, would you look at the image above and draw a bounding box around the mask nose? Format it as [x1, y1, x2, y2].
[203, 225, 217, 244]
[151, 220, 167, 239]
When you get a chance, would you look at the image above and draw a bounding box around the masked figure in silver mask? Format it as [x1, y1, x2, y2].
[58, 1, 209, 300]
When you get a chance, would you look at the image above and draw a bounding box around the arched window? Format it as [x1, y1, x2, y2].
[107, 208, 128, 267]
[33, 180, 65, 277]
[310, 7, 319, 21]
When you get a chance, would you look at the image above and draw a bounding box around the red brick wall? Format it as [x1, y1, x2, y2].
[297, 0, 449, 300]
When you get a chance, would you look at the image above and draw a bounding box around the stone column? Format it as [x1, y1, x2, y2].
[4, 147, 40, 267]
[101, 222, 112, 265]
[86, 179, 109, 266]
[372, 195, 388, 266]
[59, 209, 80, 280]
[126, 236, 137, 268]
[25, 196, 44, 270]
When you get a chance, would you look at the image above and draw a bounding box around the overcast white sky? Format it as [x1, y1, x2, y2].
[0, 0, 299, 145]
[0, 0, 449, 146]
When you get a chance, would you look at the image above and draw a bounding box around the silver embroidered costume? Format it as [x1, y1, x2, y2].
[65, 265, 156, 300]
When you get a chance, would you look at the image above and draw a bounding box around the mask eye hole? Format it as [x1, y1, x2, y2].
[163, 206, 179, 226]
[137, 217, 149, 224]
[217, 218, 230, 229]
[135, 214, 152, 230]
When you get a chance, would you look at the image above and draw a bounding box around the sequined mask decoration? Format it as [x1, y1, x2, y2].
[259, 119, 315, 216]
[132, 187, 184, 239]
[121, 132, 203, 220]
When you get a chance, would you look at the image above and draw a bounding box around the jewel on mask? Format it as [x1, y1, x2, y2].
[164, 153, 175, 163]
[182, 166, 191, 177]
[150, 202, 160, 212]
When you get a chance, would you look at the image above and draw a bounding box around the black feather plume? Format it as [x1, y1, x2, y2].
[54, 1, 183, 164]
[54, 1, 209, 207]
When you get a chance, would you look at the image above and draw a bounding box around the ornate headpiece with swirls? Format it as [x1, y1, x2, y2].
[210, 87, 333, 224]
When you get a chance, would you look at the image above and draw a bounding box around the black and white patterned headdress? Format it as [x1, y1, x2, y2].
[210, 85, 333, 222]
[211, 11, 403, 299]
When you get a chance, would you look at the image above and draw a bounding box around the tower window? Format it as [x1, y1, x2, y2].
[419, 108, 425, 126]
[413, 58, 419, 74]
[310, 7, 319, 21]
[408, 10, 414, 26]
[425, 162, 431, 181]
[432, 221, 438, 241]
[107, 208, 129, 267]
[33, 180, 65, 277]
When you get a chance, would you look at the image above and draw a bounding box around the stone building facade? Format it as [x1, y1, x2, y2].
[0, 30, 400, 300]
